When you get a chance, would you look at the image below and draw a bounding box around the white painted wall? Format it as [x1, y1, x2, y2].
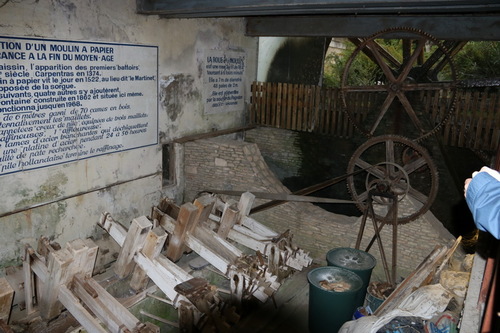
[257, 37, 288, 81]
[0, 0, 257, 268]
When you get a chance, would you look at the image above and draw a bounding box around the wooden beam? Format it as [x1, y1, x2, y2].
[131, 227, 168, 291]
[166, 203, 200, 262]
[22, 246, 35, 315]
[0, 278, 14, 323]
[114, 216, 153, 279]
[39, 248, 73, 320]
[58, 285, 108, 333]
[217, 200, 239, 239]
[72, 274, 142, 332]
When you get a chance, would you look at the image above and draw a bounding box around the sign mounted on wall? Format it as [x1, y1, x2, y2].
[202, 49, 245, 115]
[0, 36, 158, 175]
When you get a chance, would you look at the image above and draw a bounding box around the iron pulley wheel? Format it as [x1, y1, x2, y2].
[347, 135, 439, 224]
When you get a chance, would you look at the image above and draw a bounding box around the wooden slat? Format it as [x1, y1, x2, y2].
[276, 82, 283, 128]
[491, 93, 500, 150]
[281, 83, 288, 128]
[291, 84, 299, 130]
[484, 90, 496, 150]
[249, 81, 499, 151]
[265, 82, 272, 126]
[270, 82, 277, 127]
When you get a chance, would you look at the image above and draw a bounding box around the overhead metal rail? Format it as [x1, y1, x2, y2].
[245, 15, 500, 40]
[137, 0, 500, 17]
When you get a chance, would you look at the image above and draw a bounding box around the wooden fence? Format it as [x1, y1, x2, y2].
[250, 81, 500, 152]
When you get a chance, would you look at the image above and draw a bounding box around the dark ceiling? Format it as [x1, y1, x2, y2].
[137, 0, 500, 40]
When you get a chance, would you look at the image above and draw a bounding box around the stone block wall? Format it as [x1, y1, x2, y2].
[183, 130, 457, 280]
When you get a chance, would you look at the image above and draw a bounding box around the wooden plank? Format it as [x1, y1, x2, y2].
[98, 213, 127, 246]
[114, 216, 153, 279]
[58, 285, 107, 333]
[166, 203, 199, 262]
[291, 84, 299, 130]
[0, 278, 14, 322]
[270, 82, 277, 127]
[135, 252, 192, 302]
[458, 90, 472, 147]
[281, 83, 288, 128]
[483, 90, 496, 150]
[131, 227, 168, 291]
[276, 82, 283, 128]
[297, 84, 304, 131]
[72, 274, 142, 332]
[193, 226, 241, 263]
[474, 90, 488, 149]
[286, 83, 293, 129]
[250, 82, 257, 124]
[22, 246, 35, 315]
[265, 82, 272, 125]
[490, 93, 500, 150]
[184, 232, 230, 274]
[241, 216, 279, 238]
[374, 245, 448, 316]
[312, 85, 321, 132]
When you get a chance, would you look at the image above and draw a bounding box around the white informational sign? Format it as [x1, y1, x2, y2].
[0, 36, 158, 175]
[202, 49, 246, 114]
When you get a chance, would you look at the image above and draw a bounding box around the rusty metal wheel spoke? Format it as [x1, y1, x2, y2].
[347, 135, 438, 224]
[407, 186, 429, 205]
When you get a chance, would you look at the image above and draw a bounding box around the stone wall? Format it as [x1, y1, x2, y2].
[183, 129, 457, 280]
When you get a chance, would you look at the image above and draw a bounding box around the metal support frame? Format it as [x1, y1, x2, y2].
[355, 189, 399, 286]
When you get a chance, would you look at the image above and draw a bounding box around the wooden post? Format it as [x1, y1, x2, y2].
[166, 203, 199, 262]
[217, 200, 239, 239]
[0, 278, 14, 323]
[130, 227, 168, 291]
[237, 192, 254, 224]
[22, 246, 35, 315]
[114, 216, 153, 279]
[39, 248, 73, 320]
[66, 238, 98, 278]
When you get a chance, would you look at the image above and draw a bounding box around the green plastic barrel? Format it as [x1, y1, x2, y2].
[326, 248, 376, 308]
[307, 266, 363, 333]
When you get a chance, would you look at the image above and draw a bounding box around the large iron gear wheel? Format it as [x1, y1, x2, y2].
[341, 27, 457, 142]
[347, 135, 439, 224]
